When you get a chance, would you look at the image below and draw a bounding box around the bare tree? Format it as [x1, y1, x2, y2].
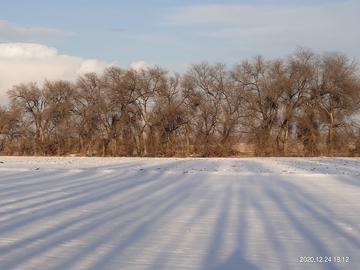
[2, 48, 360, 157]
[0, 106, 6, 150]
[295, 98, 322, 156]
[315, 51, 360, 156]
[102, 66, 133, 156]
[43, 80, 75, 155]
[102, 66, 169, 156]
[7, 82, 49, 155]
[0, 106, 9, 153]
[276, 47, 320, 155]
[231, 56, 282, 156]
[181, 71, 219, 156]
[133, 66, 169, 156]
[73, 73, 104, 156]
[184, 62, 244, 155]
[0, 106, 22, 155]
[150, 73, 190, 156]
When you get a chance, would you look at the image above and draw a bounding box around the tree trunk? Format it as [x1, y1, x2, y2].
[88, 140, 92, 156]
[67, 127, 72, 154]
[113, 138, 119, 156]
[57, 141, 62, 156]
[284, 121, 289, 156]
[80, 137, 85, 156]
[329, 113, 335, 157]
[183, 126, 190, 157]
[102, 140, 106, 157]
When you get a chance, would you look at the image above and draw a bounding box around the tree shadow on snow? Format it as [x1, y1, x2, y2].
[1, 158, 360, 270]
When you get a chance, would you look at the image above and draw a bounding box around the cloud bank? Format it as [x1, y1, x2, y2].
[130, 60, 150, 71]
[0, 20, 73, 42]
[0, 43, 113, 105]
[166, 2, 360, 29]
[164, 2, 360, 60]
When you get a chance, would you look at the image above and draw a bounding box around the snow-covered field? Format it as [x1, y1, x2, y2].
[0, 157, 359, 270]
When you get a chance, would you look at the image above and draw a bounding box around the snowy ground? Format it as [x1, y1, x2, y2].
[0, 157, 359, 270]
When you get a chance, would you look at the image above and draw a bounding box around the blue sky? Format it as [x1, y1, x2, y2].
[0, 0, 359, 103]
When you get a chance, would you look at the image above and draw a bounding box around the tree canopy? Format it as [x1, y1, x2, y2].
[1, 48, 360, 157]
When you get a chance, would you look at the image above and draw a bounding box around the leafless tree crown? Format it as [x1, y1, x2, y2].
[2, 48, 360, 157]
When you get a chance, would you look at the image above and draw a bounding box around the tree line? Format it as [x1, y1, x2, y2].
[1, 47, 360, 157]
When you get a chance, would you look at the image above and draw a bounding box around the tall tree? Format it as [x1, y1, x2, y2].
[185, 62, 244, 155]
[7, 82, 49, 155]
[315, 51, 360, 156]
[151, 73, 190, 156]
[231, 56, 282, 156]
[278, 47, 319, 155]
[73, 73, 104, 155]
[0, 106, 22, 155]
[43, 80, 74, 155]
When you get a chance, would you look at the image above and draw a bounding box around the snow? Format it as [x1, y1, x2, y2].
[0, 157, 359, 270]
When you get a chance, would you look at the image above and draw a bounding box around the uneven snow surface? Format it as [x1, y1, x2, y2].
[0, 157, 359, 270]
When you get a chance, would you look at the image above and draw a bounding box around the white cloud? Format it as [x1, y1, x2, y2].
[130, 60, 150, 71]
[128, 34, 197, 52]
[0, 20, 73, 42]
[166, 2, 360, 29]
[0, 43, 114, 105]
[0, 43, 58, 58]
[164, 2, 360, 60]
